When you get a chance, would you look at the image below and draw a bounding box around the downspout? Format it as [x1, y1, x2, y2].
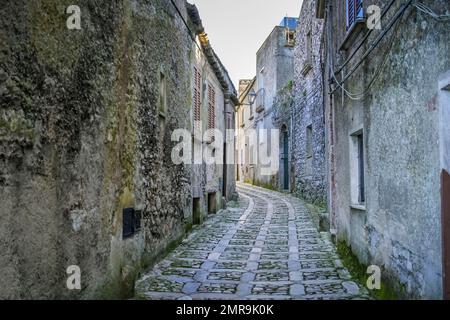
[290, 98, 294, 193]
[326, 0, 338, 238]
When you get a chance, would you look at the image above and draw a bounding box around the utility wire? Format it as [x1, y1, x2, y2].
[332, 11, 403, 100]
[330, 0, 449, 98]
[333, 0, 398, 77]
[413, 1, 450, 21]
[329, 0, 413, 97]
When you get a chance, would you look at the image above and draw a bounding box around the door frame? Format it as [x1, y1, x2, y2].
[439, 71, 450, 299]
[280, 125, 289, 191]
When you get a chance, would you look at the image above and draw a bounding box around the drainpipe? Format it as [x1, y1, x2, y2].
[326, 0, 338, 240]
[290, 102, 293, 193]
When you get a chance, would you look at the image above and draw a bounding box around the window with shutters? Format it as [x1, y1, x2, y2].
[346, 0, 364, 31]
[207, 84, 216, 131]
[193, 67, 201, 127]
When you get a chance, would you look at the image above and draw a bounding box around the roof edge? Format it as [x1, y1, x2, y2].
[187, 3, 238, 105]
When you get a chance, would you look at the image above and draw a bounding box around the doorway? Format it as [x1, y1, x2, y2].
[193, 198, 201, 225]
[208, 192, 217, 214]
[281, 126, 289, 190]
[440, 72, 450, 299]
[223, 143, 227, 199]
[443, 170, 450, 299]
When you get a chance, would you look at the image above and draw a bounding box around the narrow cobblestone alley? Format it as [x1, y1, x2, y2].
[135, 183, 368, 300]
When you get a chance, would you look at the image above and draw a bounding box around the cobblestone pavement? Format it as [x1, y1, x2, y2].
[135, 183, 369, 300]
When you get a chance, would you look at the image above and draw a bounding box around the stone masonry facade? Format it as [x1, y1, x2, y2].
[291, 0, 327, 206]
[0, 0, 236, 299]
[239, 0, 450, 299]
[321, 0, 450, 298]
[1, 0, 450, 301]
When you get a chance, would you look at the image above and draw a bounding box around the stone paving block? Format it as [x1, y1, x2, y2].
[161, 268, 197, 278]
[258, 261, 289, 270]
[255, 272, 290, 282]
[170, 259, 204, 269]
[252, 283, 290, 295]
[290, 284, 306, 296]
[198, 283, 238, 294]
[215, 261, 247, 270]
[208, 271, 244, 282]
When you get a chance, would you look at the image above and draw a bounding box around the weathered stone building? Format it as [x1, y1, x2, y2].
[0, 0, 235, 299]
[189, 5, 238, 224]
[236, 78, 257, 184]
[291, 0, 327, 205]
[236, 17, 298, 190]
[321, 0, 450, 299]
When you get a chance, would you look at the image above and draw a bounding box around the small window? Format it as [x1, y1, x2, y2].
[350, 130, 365, 205]
[346, 0, 364, 31]
[122, 208, 141, 239]
[286, 29, 295, 46]
[306, 30, 312, 64]
[357, 134, 365, 203]
[306, 125, 313, 158]
[302, 31, 313, 75]
[249, 145, 254, 165]
[245, 135, 250, 165]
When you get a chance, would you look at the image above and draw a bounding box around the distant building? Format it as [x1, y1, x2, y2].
[236, 78, 257, 184]
[236, 17, 298, 189]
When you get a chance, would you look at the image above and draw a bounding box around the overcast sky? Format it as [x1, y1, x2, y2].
[188, 0, 303, 89]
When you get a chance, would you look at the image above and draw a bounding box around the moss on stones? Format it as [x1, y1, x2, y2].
[336, 241, 403, 300]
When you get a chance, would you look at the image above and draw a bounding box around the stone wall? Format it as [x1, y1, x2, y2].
[0, 0, 193, 299]
[292, 0, 327, 205]
[325, 0, 450, 298]
[236, 79, 257, 185]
